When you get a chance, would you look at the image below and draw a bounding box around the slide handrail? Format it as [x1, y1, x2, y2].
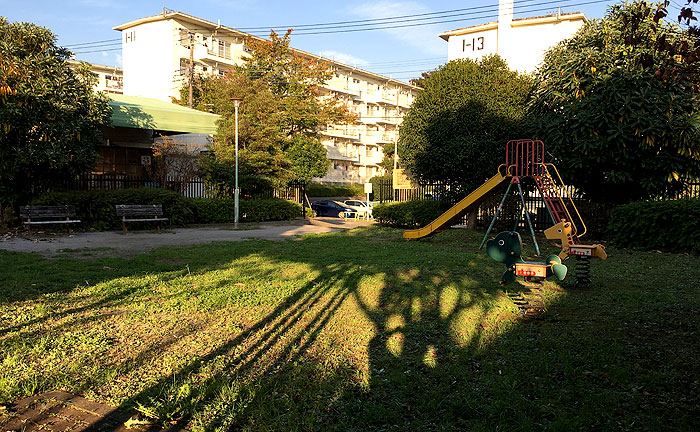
[543, 163, 587, 240]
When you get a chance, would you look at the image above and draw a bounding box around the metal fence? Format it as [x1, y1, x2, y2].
[55, 174, 307, 204]
[375, 178, 700, 232]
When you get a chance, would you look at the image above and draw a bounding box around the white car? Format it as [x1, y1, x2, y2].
[343, 200, 372, 218]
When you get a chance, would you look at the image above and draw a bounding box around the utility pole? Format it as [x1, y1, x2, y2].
[230, 97, 243, 227]
[188, 33, 194, 108]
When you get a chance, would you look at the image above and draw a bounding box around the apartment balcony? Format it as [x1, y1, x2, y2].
[321, 83, 360, 97]
[379, 92, 399, 105]
[376, 133, 395, 144]
[326, 145, 360, 162]
[358, 153, 384, 166]
[357, 114, 377, 125]
[376, 116, 397, 126]
[320, 126, 360, 140]
[319, 168, 363, 184]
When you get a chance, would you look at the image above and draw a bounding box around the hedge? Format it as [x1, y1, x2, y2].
[32, 188, 304, 230]
[607, 199, 700, 253]
[373, 200, 448, 227]
[306, 183, 364, 197]
[189, 198, 303, 223]
[32, 188, 193, 231]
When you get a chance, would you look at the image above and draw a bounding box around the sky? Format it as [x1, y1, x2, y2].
[0, 0, 690, 83]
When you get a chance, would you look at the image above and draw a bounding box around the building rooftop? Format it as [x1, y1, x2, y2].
[114, 10, 421, 90]
[439, 11, 586, 40]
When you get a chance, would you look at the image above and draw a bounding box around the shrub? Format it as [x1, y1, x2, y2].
[189, 198, 302, 223]
[373, 200, 448, 227]
[306, 183, 364, 197]
[32, 188, 194, 230]
[607, 199, 700, 253]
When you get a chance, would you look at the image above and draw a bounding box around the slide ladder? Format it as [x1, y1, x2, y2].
[533, 174, 569, 224]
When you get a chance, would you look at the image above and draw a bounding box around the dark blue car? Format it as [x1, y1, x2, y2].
[311, 200, 358, 218]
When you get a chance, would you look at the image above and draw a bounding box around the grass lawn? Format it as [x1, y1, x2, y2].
[1, 227, 699, 431]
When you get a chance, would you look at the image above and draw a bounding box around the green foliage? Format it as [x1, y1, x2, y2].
[398, 56, 533, 192]
[198, 156, 276, 198]
[31, 188, 193, 230]
[528, 1, 700, 203]
[306, 183, 364, 197]
[189, 198, 302, 223]
[31, 189, 303, 229]
[373, 200, 448, 227]
[608, 199, 700, 253]
[184, 30, 353, 186]
[0, 18, 111, 207]
[286, 135, 329, 182]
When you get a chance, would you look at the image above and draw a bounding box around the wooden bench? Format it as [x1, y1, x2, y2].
[115, 204, 168, 232]
[20, 205, 81, 234]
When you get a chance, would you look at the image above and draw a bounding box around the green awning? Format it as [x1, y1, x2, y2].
[109, 94, 220, 135]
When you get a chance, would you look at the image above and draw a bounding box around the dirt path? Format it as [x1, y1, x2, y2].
[0, 218, 371, 258]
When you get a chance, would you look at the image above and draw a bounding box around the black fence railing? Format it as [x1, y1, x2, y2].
[376, 178, 700, 232]
[49, 174, 308, 216]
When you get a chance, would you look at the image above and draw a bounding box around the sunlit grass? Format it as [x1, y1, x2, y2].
[1, 227, 698, 431]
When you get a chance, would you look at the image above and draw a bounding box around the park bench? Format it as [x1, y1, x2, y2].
[20, 205, 81, 234]
[115, 204, 168, 233]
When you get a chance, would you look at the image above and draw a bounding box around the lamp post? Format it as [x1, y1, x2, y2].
[230, 97, 243, 227]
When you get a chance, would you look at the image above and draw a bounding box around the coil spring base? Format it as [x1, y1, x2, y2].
[575, 255, 591, 287]
[507, 286, 545, 318]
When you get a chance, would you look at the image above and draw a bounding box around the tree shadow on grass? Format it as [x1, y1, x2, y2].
[3, 229, 699, 431]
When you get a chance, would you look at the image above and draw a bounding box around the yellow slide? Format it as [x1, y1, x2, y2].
[403, 172, 509, 239]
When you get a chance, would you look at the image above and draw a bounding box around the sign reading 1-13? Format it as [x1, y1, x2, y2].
[463, 36, 485, 52]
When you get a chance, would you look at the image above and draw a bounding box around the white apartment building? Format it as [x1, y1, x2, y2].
[439, 0, 587, 73]
[68, 60, 123, 94]
[113, 10, 419, 184]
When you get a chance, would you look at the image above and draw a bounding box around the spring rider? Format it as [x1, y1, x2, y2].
[486, 231, 568, 285]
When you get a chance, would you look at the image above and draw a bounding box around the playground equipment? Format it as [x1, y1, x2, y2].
[486, 231, 567, 285]
[403, 139, 606, 285]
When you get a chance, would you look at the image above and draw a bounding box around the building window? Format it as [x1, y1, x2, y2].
[352, 78, 360, 84]
[218, 69, 226, 76]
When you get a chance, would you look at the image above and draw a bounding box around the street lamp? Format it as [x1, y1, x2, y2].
[230, 97, 243, 227]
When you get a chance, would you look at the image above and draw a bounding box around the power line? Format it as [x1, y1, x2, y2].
[64, 38, 121, 47]
[289, 0, 609, 36]
[139, 0, 606, 38]
[72, 47, 122, 54]
[236, 1, 533, 31]
[63, 0, 600, 51]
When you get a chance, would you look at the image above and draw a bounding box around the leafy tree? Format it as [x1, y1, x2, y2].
[183, 30, 354, 187]
[527, 1, 700, 203]
[0, 18, 111, 206]
[286, 135, 329, 182]
[398, 56, 532, 193]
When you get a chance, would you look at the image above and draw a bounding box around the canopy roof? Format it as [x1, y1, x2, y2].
[109, 94, 220, 135]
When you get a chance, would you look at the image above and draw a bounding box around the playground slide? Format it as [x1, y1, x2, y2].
[403, 172, 508, 239]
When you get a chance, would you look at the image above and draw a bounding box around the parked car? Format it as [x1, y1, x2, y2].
[311, 200, 358, 218]
[343, 200, 373, 217]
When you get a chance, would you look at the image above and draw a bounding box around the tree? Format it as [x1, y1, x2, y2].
[146, 135, 201, 194]
[398, 56, 533, 193]
[286, 135, 329, 182]
[183, 30, 354, 187]
[527, 1, 700, 203]
[0, 18, 111, 206]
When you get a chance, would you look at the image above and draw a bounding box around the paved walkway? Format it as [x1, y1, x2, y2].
[0, 391, 182, 432]
[0, 218, 372, 257]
